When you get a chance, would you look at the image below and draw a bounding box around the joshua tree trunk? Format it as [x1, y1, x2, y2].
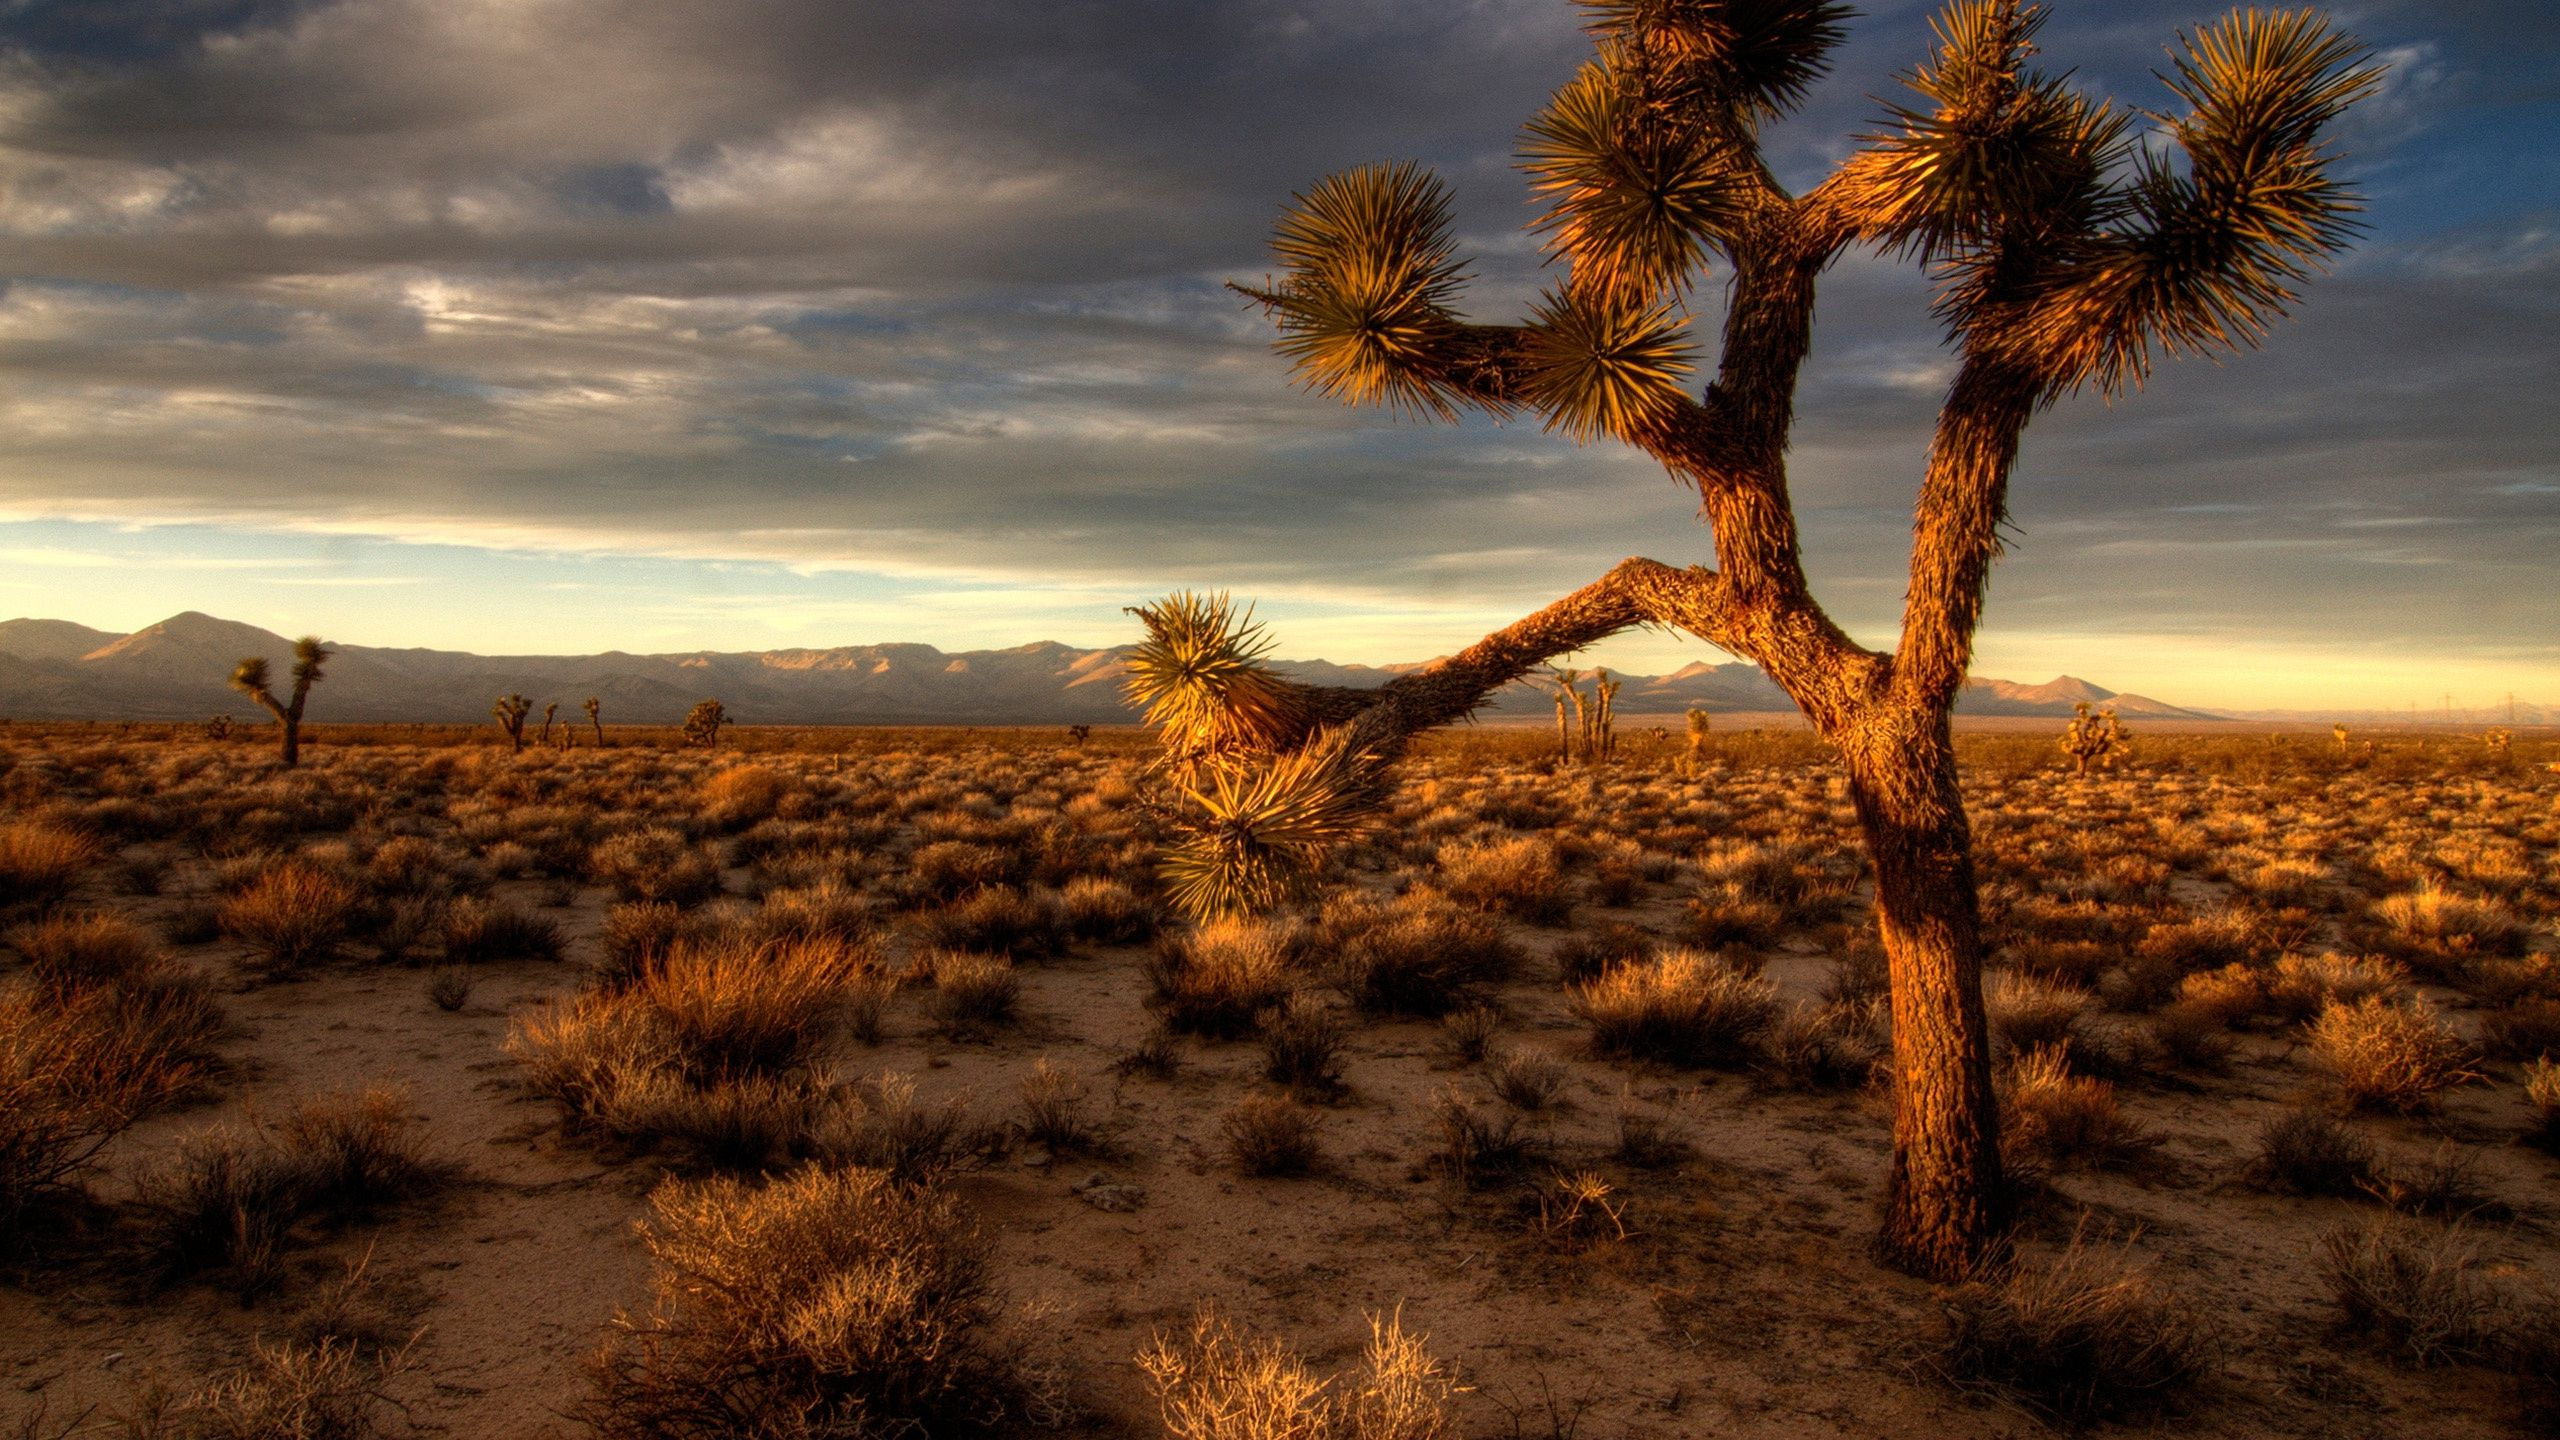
[262, 702, 301, 767]
[1840, 708, 2002, 1273]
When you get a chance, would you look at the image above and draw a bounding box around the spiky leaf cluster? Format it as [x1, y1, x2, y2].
[1265, 163, 1470, 417]
[1575, 0, 1855, 122]
[1847, 2, 2377, 396]
[289, 636, 331, 689]
[1123, 592, 1306, 771]
[229, 657, 271, 697]
[1161, 729, 1384, 922]
[1521, 60, 1751, 305]
[1524, 287, 1697, 442]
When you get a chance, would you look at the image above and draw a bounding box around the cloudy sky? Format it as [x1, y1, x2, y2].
[1, 0, 2552, 709]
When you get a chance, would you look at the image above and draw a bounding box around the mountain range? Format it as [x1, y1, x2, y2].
[0, 611, 2224, 726]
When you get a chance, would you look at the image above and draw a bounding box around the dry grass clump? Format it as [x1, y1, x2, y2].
[924, 949, 1022, 1040]
[2245, 1107, 2377, 1196]
[0, 820, 100, 912]
[1985, 971, 2092, 1058]
[2481, 997, 2560, 1066]
[138, 1088, 441, 1298]
[1433, 1091, 1548, 1191]
[2527, 1058, 2560, 1152]
[1761, 999, 1884, 1091]
[586, 1165, 1055, 1439]
[699, 765, 788, 831]
[903, 839, 1020, 905]
[1323, 890, 1518, 1018]
[597, 901, 701, 986]
[1435, 1004, 1502, 1065]
[2322, 1218, 2507, 1366]
[590, 827, 723, 907]
[1999, 1047, 2162, 1173]
[912, 885, 1067, 959]
[1259, 992, 1347, 1096]
[1059, 875, 1157, 944]
[0, 933, 224, 1240]
[1550, 920, 1653, 986]
[1939, 1231, 2213, 1426]
[9, 910, 163, 989]
[132, 1334, 413, 1440]
[1223, 1095, 1323, 1178]
[510, 933, 873, 1152]
[1140, 1310, 1452, 1440]
[220, 862, 357, 974]
[1017, 1059, 1106, 1156]
[437, 895, 563, 964]
[2264, 951, 2406, 1025]
[1147, 918, 1299, 1038]
[1484, 1048, 1567, 1111]
[1571, 949, 1776, 1070]
[2306, 994, 2483, 1114]
[1434, 835, 1569, 924]
[2373, 885, 2529, 962]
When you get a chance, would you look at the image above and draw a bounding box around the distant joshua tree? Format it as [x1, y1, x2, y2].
[2331, 721, 2350, 754]
[585, 697, 605, 748]
[2483, 727, 2513, 766]
[538, 702, 559, 747]
[683, 700, 730, 750]
[2060, 701, 2129, 776]
[1128, 0, 2379, 1277]
[493, 694, 533, 754]
[1068, 723, 1093, 746]
[1685, 707, 1712, 772]
[204, 714, 233, 742]
[229, 637, 331, 768]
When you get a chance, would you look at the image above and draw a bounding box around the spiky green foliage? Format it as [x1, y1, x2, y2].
[1575, 0, 1855, 121]
[683, 699, 730, 750]
[1162, 730, 1383, 923]
[1523, 287, 1698, 441]
[290, 636, 330, 689]
[230, 657, 271, 696]
[1265, 162, 1471, 417]
[1521, 62, 1751, 304]
[1123, 592, 1305, 771]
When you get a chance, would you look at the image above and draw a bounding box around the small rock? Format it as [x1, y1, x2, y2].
[1080, 1184, 1146, 1213]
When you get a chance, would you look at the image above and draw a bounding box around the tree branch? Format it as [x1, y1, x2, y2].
[1892, 352, 2036, 708]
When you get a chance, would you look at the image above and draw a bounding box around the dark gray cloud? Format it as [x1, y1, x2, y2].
[1, 0, 2553, 699]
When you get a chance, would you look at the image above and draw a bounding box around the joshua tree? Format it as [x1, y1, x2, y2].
[584, 696, 605, 747]
[1586, 668, 1621, 762]
[1069, 723, 1094, 746]
[204, 714, 233, 742]
[1133, 0, 2376, 1277]
[2484, 727, 2514, 766]
[683, 699, 730, 750]
[2331, 721, 2350, 754]
[1684, 707, 1712, 772]
[493, 694, 532, 754]
[228, 637, 331, 768]
[538, 702, 559, 747]
[2060, 701, 2128, 775]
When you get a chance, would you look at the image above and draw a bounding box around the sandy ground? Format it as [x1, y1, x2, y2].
[3, 739, 2556, 1438]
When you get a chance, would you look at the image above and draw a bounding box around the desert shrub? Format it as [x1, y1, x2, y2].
[1259, 992, 1347, 1096]
[1999, 1048, 2162, 1172]
[1433, 1091, 1547, 1190]
[437, 895, 563, 964]
[598, 901, 699, 987]
[0, 821, 100, 912]
[1679, 883, 1785, 950]
[1018, 1059, 1105, 1156]
[138, 1088, 440, 1296]
[1434, 836, 1569, 923]
[2359, 1143, 2509, 1222]
[1058, 876, 1157, 944]
[815, 1074, 981, 1188]
[2528, 1058, 2560, 1153]
[2323, 1218, 2506, 1366]
[220, 863, 357, 974]
[0, 974, 223, 1241]
[1985, 971, 2091, 1058]
[2306, 994, 2482, 1114]
[511, 934, 870, 1135]
[747, 881, 875, 948]
[1940, 1232, 2213, 1426]
[162, 897, 223, 946]
[903, 840, 1019, 905]
[1326, 891, 1517, 1018]
[912, 885, 1066, 960]
[1222, 1095, 1323, 1178]
[1147, 919, 1299, 1038]
[2133, 908, 2263, 976]
[10, 911, 165, 991]
[1484, 1048, 1567, 1111]
[144, 1335, 410, 1440]
[2245, 1108, 2376, 1196]
[2263, 951, 2405, 1025]
[1572, 949, 1776, 1069]
[1611, 1103, 1691, 1170]
[585, 1166, 1051, 1439]
[925, 950, 1021, 1040]
[591, 828, 723, 907]
[1550, 920, 1652, 986]
[2374, 885, 2529, 961]
[1762, 999, 1884, 1091]
[1435, 1004, 1502, 1065]
[2480, 996, 2560, 1064]
[700, 765, 788, 831]
[426, 967, 472, 1012]
[364, 834, 474, 900]
[1140, 1310, 1452, 1440]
